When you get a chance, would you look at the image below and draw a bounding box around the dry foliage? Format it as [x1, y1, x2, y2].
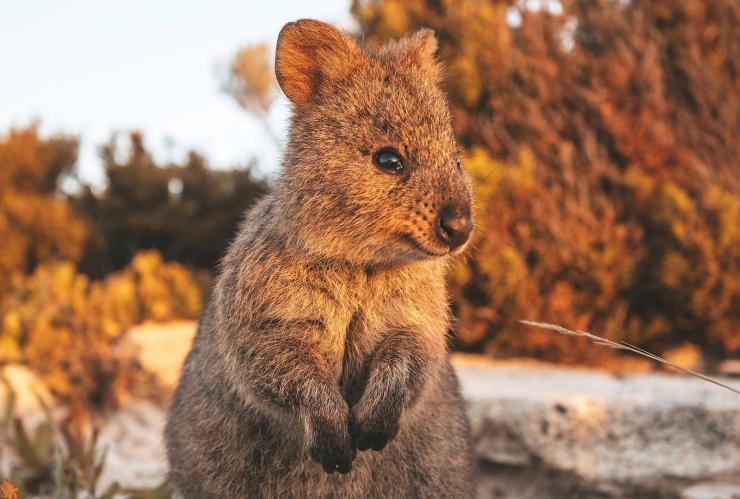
[0, 479, 17, 499]
[353, 0, 740, 362]
[222, 43, 278, 116]
[75, 131, 269, 277]
[0, 126, 267, 411]
[220, 43, 281, 145]
[0, 250, 202, 409]
[0, 125, 86, 292]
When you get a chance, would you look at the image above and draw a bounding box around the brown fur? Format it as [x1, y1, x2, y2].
[165, 19, 476, 498]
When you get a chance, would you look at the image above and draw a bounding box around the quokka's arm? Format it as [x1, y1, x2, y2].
[350, 329, 444, 451]
[219, 316, 356, 473]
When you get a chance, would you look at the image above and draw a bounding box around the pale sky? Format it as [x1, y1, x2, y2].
[0, 0, 352, 187]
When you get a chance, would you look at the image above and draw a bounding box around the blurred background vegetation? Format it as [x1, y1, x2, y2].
[1, 0, 738, 416]
[351, 0, 740, 364]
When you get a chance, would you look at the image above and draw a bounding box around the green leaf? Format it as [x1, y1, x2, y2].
[9, 471, 26, 499]
[98, 481, 120, 499]
[151, 481, 171, 499]
[92, 445, 109, 486]
[54, 450, 64, 499]
[3, 385, 15, 428]
[33, 420, 54, 461]
[13, 418, 41, 471]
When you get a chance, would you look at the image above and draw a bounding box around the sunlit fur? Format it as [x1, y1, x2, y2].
[166, 19, 476, 498]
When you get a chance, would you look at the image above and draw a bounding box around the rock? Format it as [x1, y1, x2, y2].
[0, 364, 55, 417]
[681, 481, 740, 499]
[0, 365, 65, 484]
[117, 321, 196, 390]
[453, 354, 740, 498]
[96, 401, 169, 492]
[18, 347, 736, 497]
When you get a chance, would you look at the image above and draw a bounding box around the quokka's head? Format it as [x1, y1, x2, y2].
[275, 19, 473, 265]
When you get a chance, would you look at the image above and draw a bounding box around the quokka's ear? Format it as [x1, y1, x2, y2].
[275, 19, 365, 111]
[404, 29, 442, 82]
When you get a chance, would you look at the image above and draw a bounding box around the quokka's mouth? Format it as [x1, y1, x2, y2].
[396, 232, 449, 258]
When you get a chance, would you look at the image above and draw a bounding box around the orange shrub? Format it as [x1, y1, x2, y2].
[0, 126, 86, 290]
[0, 250, 203, 407]
[354, 0, 740, 361]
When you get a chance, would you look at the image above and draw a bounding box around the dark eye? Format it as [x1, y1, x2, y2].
[373, 149, 405, 174]
[455, 158, 462, 171]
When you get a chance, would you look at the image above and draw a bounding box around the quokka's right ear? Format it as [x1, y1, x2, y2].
[275, 19, 366, 112]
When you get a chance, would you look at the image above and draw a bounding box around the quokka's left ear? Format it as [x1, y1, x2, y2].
[275, 19, 367, 112]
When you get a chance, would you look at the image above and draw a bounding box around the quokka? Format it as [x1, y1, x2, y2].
[165, 18, 477, 498]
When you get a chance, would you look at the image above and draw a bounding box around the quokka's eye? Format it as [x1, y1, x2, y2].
[373, 148, 405, 174]
[455, 158, 462, 171]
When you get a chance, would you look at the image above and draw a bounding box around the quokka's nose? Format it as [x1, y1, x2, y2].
[436, 205, 473, 249]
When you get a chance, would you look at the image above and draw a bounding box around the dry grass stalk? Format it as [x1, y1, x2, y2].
[520, 320, 740, 396]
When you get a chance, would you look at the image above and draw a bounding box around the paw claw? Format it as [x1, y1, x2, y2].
[350, 408, 401, 453]
[309, 416, 356, 474]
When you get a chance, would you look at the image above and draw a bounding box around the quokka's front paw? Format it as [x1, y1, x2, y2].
[309, 414, 357, 474]
[349, 395, 403, 452]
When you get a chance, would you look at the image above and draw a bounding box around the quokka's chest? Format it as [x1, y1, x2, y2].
[311, 265, 446, 395]
[337, 310, 378, 406]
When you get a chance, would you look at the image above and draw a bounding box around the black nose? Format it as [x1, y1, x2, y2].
[436, 205, 472, 249]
